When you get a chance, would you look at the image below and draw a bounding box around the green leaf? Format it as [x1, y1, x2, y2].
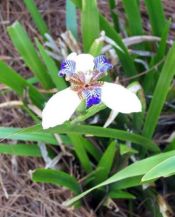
[35, 39, 67, 90]
[32, 168, 81, 194]
[108, 0, 120, 32]
[0, 61, 25, 96]
[46, 123, 160, 152]
[64, 150, 175, 206]
[94, 141, 116, 184]
[71, 0, 81, 8]
[143, 42, 175, 138]
[69, 134, 93, 173]
[89, 38, 103, 56]
[79, 137, 101, 162]
[81, 0, 100, 51]
[0, 60, 45, 109]
[142, 156, 175, 182]
[0, 127, 57, 145]
[143, 22, 170, 93]
[72, 0, 137, 76]
[99, 15, 137, 76]
[23, 0, 49, 35]
[109, 190, 136, 199]
[122, 0, 143, 36]
[144, 0, 167, 36]
[66, 0, 78, 38]
[7, 21, 53, 89]
[0, 143, 41, 157]
[120, 144, 138, 155]
[152, 22, 170, 64]
[21, 123, 159, 153]
[110, 176, 142, 191]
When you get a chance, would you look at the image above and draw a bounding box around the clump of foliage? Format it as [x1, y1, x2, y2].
[0, 0, 175, 216]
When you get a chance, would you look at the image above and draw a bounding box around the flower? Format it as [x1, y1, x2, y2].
[42, 53, 141, 129]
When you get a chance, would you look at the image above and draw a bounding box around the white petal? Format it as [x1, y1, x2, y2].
[67, 52, 77, 61]
[103, 110, 119, 128]
[101, 82, 142, 113]
[42, 88, 81, 129]
[75, 54, 94, 72]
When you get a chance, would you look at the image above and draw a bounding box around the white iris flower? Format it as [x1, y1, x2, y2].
[42, 53, 141, 129]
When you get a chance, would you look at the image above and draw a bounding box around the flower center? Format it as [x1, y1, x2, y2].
[68, 73, 102, 94]
[66, 72, 103, 107]
[58, 54, 113, 108]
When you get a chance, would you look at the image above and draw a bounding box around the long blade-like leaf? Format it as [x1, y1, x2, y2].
[81, 0, 100, 51]
[122, 0, 143, 36]
[142, 156, 175, 182]
[47, 124, 159, 152]
[64, 150, 175, 206]
[94, 141, 116, 184]
[32, 168, 81, 194]
[144, 0, 167, 36]
[36, 39, 67, 90]
[0, 60, 45, 108]
[69, 134, 93, 173]
[8, 21, 53, 89]
[19, 124, 160, 152]
[0, 127, 57, 145]
[0, 143, 41, 157]
[23, 0, 49, 35]
[143, 43, 175, 138]
[66, 0, 78, 39]
[72, 0, 137, 76]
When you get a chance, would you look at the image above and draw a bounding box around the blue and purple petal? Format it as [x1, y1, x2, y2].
[94, 55, 112, 73]
[58, 60, 76, 77]
[83, 88, 101, 108]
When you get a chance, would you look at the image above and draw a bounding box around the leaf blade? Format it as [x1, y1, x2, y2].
[64, 150, 175, 206]
[94, 141, 116, 184]
[69, 134, 93, 173]
[0, 127, 57, 145]
[0, 143, 41, 157]
[32, 168, 81, 194]
[0, 60, 45, 108]
[23, 0, 49, 35]
[66, 0, 78, 38]
[8, 21, 53, 89]
[142, 156, 175, 182]
[144, 0, 167, 36]
[81, 0, 100, 51]
[143, 42, 175, 138]
[36, 39, 67, 90]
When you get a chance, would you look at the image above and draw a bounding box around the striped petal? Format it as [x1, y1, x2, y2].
[82, 88, 101, 108]
[101, 82, 142, 113]
[94, 55, 112, 73]
[58, 59, 76, 77]
[42, 88, 81, 129]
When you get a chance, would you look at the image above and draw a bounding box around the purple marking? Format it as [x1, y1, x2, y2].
[94, 55, 112, 73]
[58, 60, 76, 77]
[86, 97, 101, 108]
[83, 88, 101, 108]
